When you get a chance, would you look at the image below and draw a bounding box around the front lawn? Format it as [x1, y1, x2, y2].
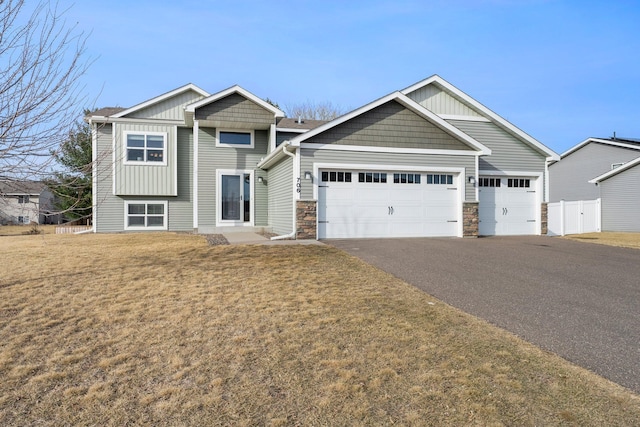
[565, 231, 640, 249]
[1, 233, 638, 425]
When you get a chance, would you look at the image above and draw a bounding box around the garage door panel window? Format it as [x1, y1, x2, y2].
[322, 171, 352, 182]
[393, 173, 421, 184]
[507, 178, 530, 188]
[426, 174, 453, 185]
[359, 172, 387, 183]
[479, 178, 501, 187]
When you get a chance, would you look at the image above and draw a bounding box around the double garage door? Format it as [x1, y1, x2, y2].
[318, 169, 461, 239]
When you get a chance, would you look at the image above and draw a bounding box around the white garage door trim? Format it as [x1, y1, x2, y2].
[313, 162, 465, 238]
[478, 170, 542, 236]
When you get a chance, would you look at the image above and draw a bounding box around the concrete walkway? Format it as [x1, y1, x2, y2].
[222, 232, 323, 246]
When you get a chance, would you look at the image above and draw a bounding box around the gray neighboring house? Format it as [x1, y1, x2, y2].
[549, 137, 640, 202]
[549, 137, 640, 232]
[0, 181, 60, 225]
[88, 75, 559, 239]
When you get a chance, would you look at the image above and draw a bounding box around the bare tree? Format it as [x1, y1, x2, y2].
[0, 0, 90, 183]
[285, 100, 346, 121]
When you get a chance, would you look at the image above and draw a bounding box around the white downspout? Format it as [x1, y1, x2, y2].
[271, 141, 297, 240]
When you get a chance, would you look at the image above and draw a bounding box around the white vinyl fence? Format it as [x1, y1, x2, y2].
[547, 199, 601, 236]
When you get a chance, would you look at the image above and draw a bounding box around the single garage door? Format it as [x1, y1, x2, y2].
[318, 169, 460, 239]
[478, 176, 537, 235]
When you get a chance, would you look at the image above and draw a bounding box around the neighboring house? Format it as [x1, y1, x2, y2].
[549, 137, 640, 202]
[0, 181, 60, 225]
[588, 156, 640, 232]
[88, 75, 559, 239]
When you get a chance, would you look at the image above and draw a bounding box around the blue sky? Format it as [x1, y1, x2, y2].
[62, 0, 640, 153]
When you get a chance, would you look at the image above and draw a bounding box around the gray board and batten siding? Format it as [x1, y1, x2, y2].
[196, 127, 270, 231]
[128, 89, 206, 121]
[406, 84, 483, 117]
[306, 101, 474, 151]
[114, 122, 177, 196]
[94, 124, 195, 232]
[549, 143, 640, 202]
[267, 156, 294, 235]
[299, 149, 476, 201]
[600, 166, 640, 232]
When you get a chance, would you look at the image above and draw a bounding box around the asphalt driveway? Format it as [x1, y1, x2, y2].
[327, 236, 640, 394]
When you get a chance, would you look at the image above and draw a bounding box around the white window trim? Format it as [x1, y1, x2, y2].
[124, 201, 168, 231]
[215, 129, 255, 149]
[123, 131, 168, 166]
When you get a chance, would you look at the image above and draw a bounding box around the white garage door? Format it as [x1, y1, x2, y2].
[478, 176, 538, 235]
[318, 170, 460, 239]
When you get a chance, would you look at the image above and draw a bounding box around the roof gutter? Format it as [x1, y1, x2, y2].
[257, 140, 298, 170]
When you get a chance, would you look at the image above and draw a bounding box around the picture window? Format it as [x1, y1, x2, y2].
[216, 130, 255, 148]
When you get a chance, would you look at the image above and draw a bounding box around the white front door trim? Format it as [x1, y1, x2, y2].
[215, 169, 255, 227]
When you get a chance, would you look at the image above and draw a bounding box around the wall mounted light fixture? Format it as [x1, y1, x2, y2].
[304, 171, 312, 180]
[258, 176, 264, 184]
[468, 176, 476, 184]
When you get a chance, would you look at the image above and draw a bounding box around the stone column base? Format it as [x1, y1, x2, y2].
[463, 202, 479, 237]
[296, 200, 317, 240]
[541, 202, 548, 235]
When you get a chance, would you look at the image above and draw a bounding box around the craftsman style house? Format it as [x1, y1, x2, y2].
[89, 75, 559, 239]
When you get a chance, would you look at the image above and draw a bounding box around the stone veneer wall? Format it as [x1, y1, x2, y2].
[296, 200, 317, 239]
[541, 202, 548, 236]
[463, 202, 479, 237]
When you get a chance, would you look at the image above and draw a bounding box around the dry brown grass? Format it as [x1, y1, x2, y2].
[1, 233, 639, 426]
[565, 232, 640, 249]
[0, 224, 57, 236]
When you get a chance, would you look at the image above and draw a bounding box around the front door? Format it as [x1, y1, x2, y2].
[218, 171, 253, 225]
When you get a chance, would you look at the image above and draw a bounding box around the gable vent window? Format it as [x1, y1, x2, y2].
[321, 171, 352, 182]
[125, 132, 166, 164]
[507, 178, 530, 188]
[358, 172, 387, 183]
[426, 174, 453, 185]
[479, 178, 501, 187]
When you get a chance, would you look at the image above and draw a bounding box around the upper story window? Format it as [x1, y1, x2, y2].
[125, 132, 166, 165]
[18, 195, 29, 204]
[216, 130, 254, 148]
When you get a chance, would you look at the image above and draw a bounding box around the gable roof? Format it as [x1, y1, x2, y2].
[287, 91, 491, 155]
[560, 137, 640, 159]
[112, 83, 210, 119]
[589, 155, 640, 184]
[0, 180, 46, 195]
[185, 85, 285, 118]
[402, 75, 559, 160]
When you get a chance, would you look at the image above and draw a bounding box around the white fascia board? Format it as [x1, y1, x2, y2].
[113, 83, 210, 118]
[89, 116, 183, 125]
[589, 155, 640, 183]
[185, 85, 285, 118]
[560, 137, 640, 159]
[276, 127, 308, 133]
[299, 143, 481, 157]
[289, 91, 490, 155]
[402, 75, 560, 161]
